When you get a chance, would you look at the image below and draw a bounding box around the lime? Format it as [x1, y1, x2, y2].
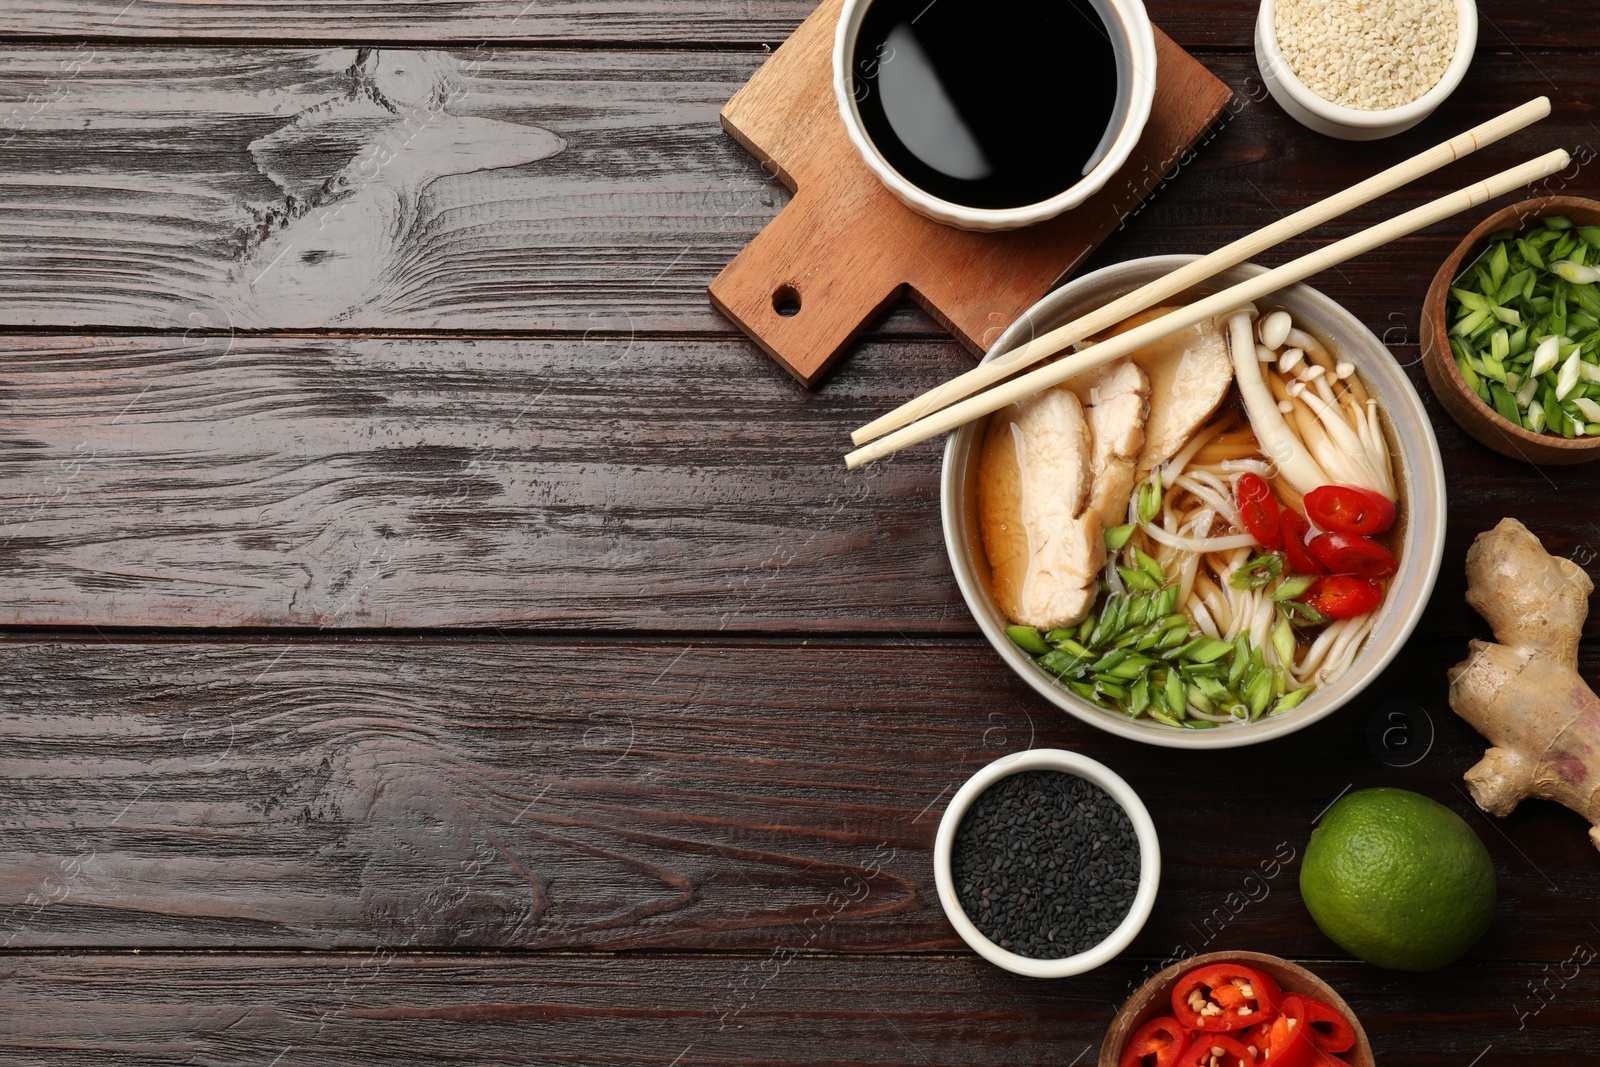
[1300, 787, 1496, 971]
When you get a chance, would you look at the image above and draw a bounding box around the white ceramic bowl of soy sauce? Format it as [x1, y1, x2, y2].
[833, 0, 1158, 232]
[934, 748, 1161, 978]
[941, 255, 1448, 749]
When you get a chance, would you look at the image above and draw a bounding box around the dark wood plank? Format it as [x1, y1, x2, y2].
[0, 49, 1591, 339]
[0, 46, 774, 334]
[7, 335, 1600, 635]
[0, 0, 1584, 52]
[1, 638, 1594, 955]
[0, 333, 974, 630]
[0, 1, 815, 45]
[1, 952, 1593, 1065]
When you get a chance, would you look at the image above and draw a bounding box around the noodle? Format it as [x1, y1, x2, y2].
[1294, 618, 1348, 680]
[1141, 522, 1257, 554]
[1177, 548, 1202, 610]
[1163, 415, 1232, 482]
[1175, 473, 1241, 526]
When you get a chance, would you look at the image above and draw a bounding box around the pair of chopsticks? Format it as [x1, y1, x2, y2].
[845, 97, 1562, 470]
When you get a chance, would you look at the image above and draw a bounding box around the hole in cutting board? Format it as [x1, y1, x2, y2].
[772, 284, 802, 317]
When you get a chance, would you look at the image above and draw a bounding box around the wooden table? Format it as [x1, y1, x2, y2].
[1, 3, 1596, 1063]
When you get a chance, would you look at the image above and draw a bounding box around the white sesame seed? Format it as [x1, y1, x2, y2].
[1275, 0, 1457, 110]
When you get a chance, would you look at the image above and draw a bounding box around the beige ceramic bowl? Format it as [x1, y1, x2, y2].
[941, 255, 1447, 749]
[1099, 950, 1375, 1067]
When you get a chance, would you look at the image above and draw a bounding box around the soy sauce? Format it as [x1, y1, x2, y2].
[850, 0, 1127, 210]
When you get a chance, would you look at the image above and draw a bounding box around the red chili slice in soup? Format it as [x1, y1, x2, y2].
[1300, 575, 1384, 620]
[1304, 485, 1396, 537]
[1306, 533, 1397, 579]
[1235, 473, 1283, 549]
[1280, 509, 1326, 575]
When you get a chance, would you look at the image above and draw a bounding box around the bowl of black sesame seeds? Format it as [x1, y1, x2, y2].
[934, 748, 1160, 978]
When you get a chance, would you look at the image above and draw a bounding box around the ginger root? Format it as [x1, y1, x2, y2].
[1450, 518, 1600, 853]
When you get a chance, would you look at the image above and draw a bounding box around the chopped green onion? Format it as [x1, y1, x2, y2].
[1271, 575, 1317, 601]
[1119, 566, 1160, 592]
[1230, 553, 1285, 590]
[1135, 548, 1166, 585]
[1279, 599, 1331, 627]
[1006, 625, 1051, 656]
[1272, 615, 1297, 667]
[1136, 472, 1163, 525]
[1449, 218, 1600, 437]
[1270, 687, 1315, 716]
[1104, 524, 1135, 550]
[1164, 670, 1186, 718]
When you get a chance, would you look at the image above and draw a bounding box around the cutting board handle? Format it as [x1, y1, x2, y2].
[709, 185, 903, 387]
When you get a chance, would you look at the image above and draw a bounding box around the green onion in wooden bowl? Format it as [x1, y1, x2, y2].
[1421, 196, 1600, 465]
[1447, 215, 1600, 437]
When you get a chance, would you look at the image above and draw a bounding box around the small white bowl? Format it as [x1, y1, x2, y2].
[1255, 0, 1477, 140]
[832, 0, 1158, 232]
[933, 748, 1160, 978]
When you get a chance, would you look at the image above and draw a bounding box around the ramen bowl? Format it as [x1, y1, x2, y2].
[942, 255, 1447, 748]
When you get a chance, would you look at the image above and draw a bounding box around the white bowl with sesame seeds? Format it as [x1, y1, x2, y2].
[1255, 0, 1478, 140]
[932, 748, 1160, 979]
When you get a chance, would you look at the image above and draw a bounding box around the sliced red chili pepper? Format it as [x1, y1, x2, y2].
[1306, 532, 1398, 579]
[1235, 473, 1283, 549]
[1304, 484, 1396, 537]
[1179, 1035, 1256, 1067]
[1242, 1003, 1315, 1067]
[1299, 575, 1384, 620]
[1119, 1015, 1191, 1067]
[1171, 963, 1282, 1032]
[1289, 994, 1356, 1054]
[1280, 509, 1325, 576]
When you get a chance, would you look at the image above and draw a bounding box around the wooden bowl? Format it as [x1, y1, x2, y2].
[1419, 195, 1600, 465]
[1098, 950, 1375, 1067]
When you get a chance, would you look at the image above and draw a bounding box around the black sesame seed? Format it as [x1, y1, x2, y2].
[951, 770, 1140, 960]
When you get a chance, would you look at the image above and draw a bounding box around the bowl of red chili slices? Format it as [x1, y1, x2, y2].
[1101, 951, 1373, 1067]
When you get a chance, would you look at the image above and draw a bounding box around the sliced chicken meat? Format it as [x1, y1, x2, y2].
[1092, 305, 1234, 470]
[1066, 359, 1151, 529]
[978, 387, 1104, 631]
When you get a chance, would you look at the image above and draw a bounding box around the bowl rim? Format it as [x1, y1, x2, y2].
[1421, 194, 1600, 455]
[932, 748, 1161, 978]
[1254, 0, 1477, 129]
[831, 0, 1158, 232]
[941, 254, 1448, 749]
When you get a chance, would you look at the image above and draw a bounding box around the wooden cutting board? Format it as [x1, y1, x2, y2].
[710, 0, 1233, 387]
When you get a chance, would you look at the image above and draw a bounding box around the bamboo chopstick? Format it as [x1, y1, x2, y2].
[849, 97, 1552, 448]
[844, 148, 1572, 470]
